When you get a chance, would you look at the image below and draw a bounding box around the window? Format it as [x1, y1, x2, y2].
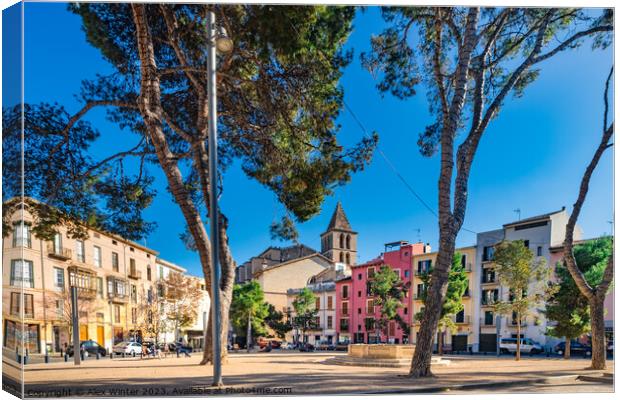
[416, 283, 426, 299]
[327, 296, 333, 310]
[327, 316, 333, 329]
[342, 301, 349, 316]
[10, 260, 34, 288]
[147, 265, 152, 281]
[461, 254, 467, 269]
[339, 253, 344, 263]
[315, 297, 320, 310]
[482, 268, 495, 283]
[388, 321, 395, 336]
[523, 240, 530, 248]
[357, 273, 362, 280]
[358, 290, 362, 297]
[76, 240, 85, 263]
[339, 234, 344, 248]
[56, 300, 63, 318]
[537, 246, 542, 257]
[404, 270, 410, 278]
[93, 246, 102, 268]
[417, 260, 432, 274]
[366, 281, 372, 296]
[131, 308, 137, 324]
[484, 311, 494, 326]
[366, 299, 374, 314]
[11, 293, 34, 318]
[159, 265, 164, 279]
[97, 277, 104, 298]
[455, 310, 465, 323]
[404, 307, 408, 315]
[13, 221, 31, 248]
[367, 267, 376, 278]
[112, 252, 119, 272]
[364, 318, 374, 331]
[340, 319, 349, 332]
[357, 308, 361, 314]
[147, 288, 153, 303]
[483, 246, 495, 262]
[157, 284, 165, 298]
[346, 235, 351, 249]
[53, 232, 63, 253]
[345, 253, 350, 264]
[315, 316, 320, 327]
[114, 305, 121, 323]
[131, 285, 137, 302]
[53, 267, 65, 291]
[130, 258, 136, 274]
[342, 285, 349, 299]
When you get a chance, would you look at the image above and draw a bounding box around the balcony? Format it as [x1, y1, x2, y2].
[340, 308, 350, 317]
[414, 269, 429, 276]
[48, 243, 72, 261]
[128, 268, 142, 280]
[67, 265, 98, 299]
[107, 277, 129, 304]
[453, 315, 471, 325]
[464, 263, 473, 272]
[481, 299, 498, 306]
[339, 322, 350, 332]
[366, 307, 375, 315]
[414, 292, 425, 300]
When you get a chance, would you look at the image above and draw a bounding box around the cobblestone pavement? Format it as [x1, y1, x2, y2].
[2, 352, 614, 396]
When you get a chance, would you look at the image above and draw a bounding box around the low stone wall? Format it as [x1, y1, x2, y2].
[348, 344, 416, 360]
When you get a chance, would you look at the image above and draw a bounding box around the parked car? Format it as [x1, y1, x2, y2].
[335, 342, 350, 351]
[316, 341, 336, 351]
[553, 341, 592, 357]
[499, 338, 543, 354]
[257, 337, 281, 349]
[113, 341, 143, 356]
[67, 340, 107, 357]
[298, 343, 315, 352]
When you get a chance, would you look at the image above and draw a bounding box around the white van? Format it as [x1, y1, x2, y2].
[499, 338, 543, 354]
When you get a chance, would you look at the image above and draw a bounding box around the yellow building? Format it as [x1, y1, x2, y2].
[410, 246, 477, 352]
[2, 199, 160, 354]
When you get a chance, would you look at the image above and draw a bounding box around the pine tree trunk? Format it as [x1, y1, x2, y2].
[564, 336, 571, 359]
[589, 298, 606, 370]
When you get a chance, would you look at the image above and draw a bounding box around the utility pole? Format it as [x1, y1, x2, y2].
[513, 208, 521, 221]
[71, 286, 80, 366]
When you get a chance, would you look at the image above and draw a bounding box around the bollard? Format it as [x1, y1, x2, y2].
[110, 351, 114, 359]
[80, 351, 85, 361]
[65, 353, 69, 362]
[96, 352, 100, 360]
[122, 352, 126, 358]
[45, 353, 50, 364]
[176, 349, 180, 358]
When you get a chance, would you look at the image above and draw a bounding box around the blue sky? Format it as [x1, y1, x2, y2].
[5, 3, 614, 276]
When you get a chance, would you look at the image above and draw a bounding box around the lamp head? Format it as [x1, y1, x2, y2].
[215, 26, 233, 54]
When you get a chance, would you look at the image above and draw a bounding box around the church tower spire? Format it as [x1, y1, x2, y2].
[320, 202, 357, 265]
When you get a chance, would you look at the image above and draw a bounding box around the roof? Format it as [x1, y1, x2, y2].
[156, 258, 187, 273]
[503, 208, 566, 228]
[253, 253, 332, 277]
[548, 236, 609, 252]
[6, 196, 159, 255]
[324, 202, 354, 233]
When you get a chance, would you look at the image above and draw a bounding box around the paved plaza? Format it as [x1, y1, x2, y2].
[2, 351, 614, 396]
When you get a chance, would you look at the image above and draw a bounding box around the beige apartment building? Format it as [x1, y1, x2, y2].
[2, 200, 161, 354]
[410, 246, 478, 352]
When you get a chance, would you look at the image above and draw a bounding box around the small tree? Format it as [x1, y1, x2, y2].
[230, 281, 269, 351]
[493, 240, 548, 361]
[370, 265, 409, 342]
[162, 272, 203, 340]
[264, 304, 292, 340]
[134, 287, 167, 345]
[416, 253, 468, 355]
[544, 262, 591, 359]
[292, 287, 318, 344]
[50, 290, 98, 345]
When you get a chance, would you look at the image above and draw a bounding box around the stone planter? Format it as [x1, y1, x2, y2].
[348, 344, 416, 359]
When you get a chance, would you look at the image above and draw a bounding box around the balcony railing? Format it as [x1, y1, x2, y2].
[339, 323, 349, 332]
[48, 243, 72, 260]
[366, 307, 375, 314]
[464, 263, 473, 272]
[481, 299, 498, 306]
[128, 268, 142, 280]
[414, 269, 429, 276]
[452, 315, 471, 324]
[340, 308, 350, 317]
[414, 292, 425, 300]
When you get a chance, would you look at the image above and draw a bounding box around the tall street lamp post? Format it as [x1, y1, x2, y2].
[206, 9, 232, 388]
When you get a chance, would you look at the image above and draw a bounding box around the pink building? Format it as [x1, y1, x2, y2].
[335, 241, 429, 344]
